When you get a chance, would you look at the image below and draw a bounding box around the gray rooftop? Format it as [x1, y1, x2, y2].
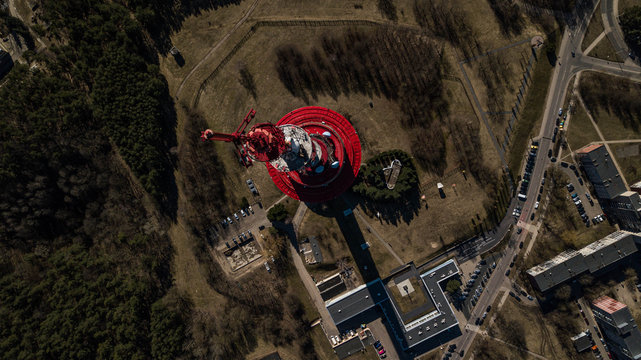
[325, 260, 461, 351]
[334, 336, 364, 359]
[527, 231, 640, 292]
[577, 144, 626, 200]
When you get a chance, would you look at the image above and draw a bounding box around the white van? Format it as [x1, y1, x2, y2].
[518, 194, 527, 201]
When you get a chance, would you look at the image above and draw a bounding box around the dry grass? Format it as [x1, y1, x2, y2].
[566, 99, 601, 151]
[168, 220, 227, 312]
[582, 1, 605, 52]
[466, 335, 545, 360]
[620, 0, 641, 12]
[297, 210, 362, 281]
[487, 298, 582, 360]
[359, 170, 492, 266]
[590, 35, 625, 62]
[387, 277, 429, 313]
[611, 142, 641, 184]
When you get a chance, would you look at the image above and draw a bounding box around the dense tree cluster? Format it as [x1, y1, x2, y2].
[580, 72, 641, 133]
[275, 28, 449, 172]
[620, 6, 641, 55]
[40, 0, 176, 205]
[0, 63, 174, 358]
[267, 203, 289, 222]
[352, 150, 419, 202]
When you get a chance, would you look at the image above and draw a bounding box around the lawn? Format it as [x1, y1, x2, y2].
[507, 34, 558, 175]
[297, 209, 362, 282]
[387, 276, 430, 314]
[620, 0, 641, 11]
[487, 298, 585, 360]
[611, 142, 641, 184]
[566, 99, 601, 151]
[467, 335, 542, 360]
[590, 35, 624, 62]
[581, 1, 605, 52]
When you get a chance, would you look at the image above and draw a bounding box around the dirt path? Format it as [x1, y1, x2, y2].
[175, 0, 260, 100]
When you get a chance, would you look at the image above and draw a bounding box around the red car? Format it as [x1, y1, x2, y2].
[378, 348, 386, 355]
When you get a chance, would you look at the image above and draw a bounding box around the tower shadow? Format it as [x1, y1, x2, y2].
[308, 197, 381, 283]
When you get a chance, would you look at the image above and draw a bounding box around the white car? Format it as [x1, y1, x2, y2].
[240, 209, 246, 217]
[248, 205, 254, 214]
[534, 201, 539, 209]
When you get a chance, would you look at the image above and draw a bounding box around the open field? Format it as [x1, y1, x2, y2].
[507, 36, 557, 175]
[620, 0, 641, 11]
[581, 1, 604, 52]
[590, 35, 624, 62]
[487, 298, 587, 360]
[466, 335, 544, 360]
[566, 100, 601, 151]
[580, 72, 641, 141]
[611, 142, 641, 184]
[462, 41, 535, 143]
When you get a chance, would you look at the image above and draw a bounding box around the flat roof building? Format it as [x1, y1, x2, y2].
[571, 331, 593, 353]
[608, 191, 641, 232]
[592, 296, 641, 360]
[326, 260, 461, 354]
[577, 144, 626, 200]
[527, 231, 640, 292]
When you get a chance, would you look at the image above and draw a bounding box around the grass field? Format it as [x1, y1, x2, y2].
[466, 336, 542, 360]
[620, 0, 641, 11]
[611, 142, 641, 184]
[297, 210, 361, 281]
[507, 42, 557, 175]
[566, 100, 601, 151]
[462, 42, 534, 142]
[487, 298, 584, 360]
[590, 35, 624, 62]
[581, 1, 605, 52]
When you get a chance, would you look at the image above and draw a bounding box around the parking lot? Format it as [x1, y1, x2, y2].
[459, 253, 502, 319]
[559, 162, 606, 226]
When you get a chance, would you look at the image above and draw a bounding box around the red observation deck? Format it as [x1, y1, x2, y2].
[267, 107, 361, 202]
[201, 106, 361, 203]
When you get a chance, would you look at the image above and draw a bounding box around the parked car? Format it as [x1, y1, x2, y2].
[535, 201, 539, 209]
[505, 269, 511, 276]
[378, 348, 386, 355]
[374, 340, 382, 349]
[559, 108, 563, 116]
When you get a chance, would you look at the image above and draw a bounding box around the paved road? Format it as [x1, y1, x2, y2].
[601, 0, 632, 62]
[454, 0, 605, 357]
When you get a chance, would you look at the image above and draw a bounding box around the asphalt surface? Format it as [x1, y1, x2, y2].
[453, 0, 641, 357]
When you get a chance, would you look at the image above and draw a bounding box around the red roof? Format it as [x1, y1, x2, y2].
[592, 296, 627, 314]
[577, 143, 603, 154]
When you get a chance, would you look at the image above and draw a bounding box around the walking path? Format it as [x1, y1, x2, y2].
[584, 31, 607, 55]
[175, 0, 260, 100]
[352, 207, 404, 266]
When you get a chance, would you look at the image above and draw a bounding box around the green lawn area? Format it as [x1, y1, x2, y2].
[507, 37, 557, 175]
[611, 143, 641, 184]
[387, 277, 429, 314]
[582, 1, 605, 51]
[566, 101, 600, 151]
[590, 36, 624, 62]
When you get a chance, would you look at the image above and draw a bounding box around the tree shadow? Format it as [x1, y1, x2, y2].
[343, 189, 421, 226]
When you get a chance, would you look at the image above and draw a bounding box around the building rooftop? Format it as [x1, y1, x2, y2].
[593, 296, 627, 314]
[334, 336, 364, 359]
[577, 144, 603, 154]
[326, 279, 388, 326]
[526, 250, 582, 276]
[577, 143, 603, 154]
